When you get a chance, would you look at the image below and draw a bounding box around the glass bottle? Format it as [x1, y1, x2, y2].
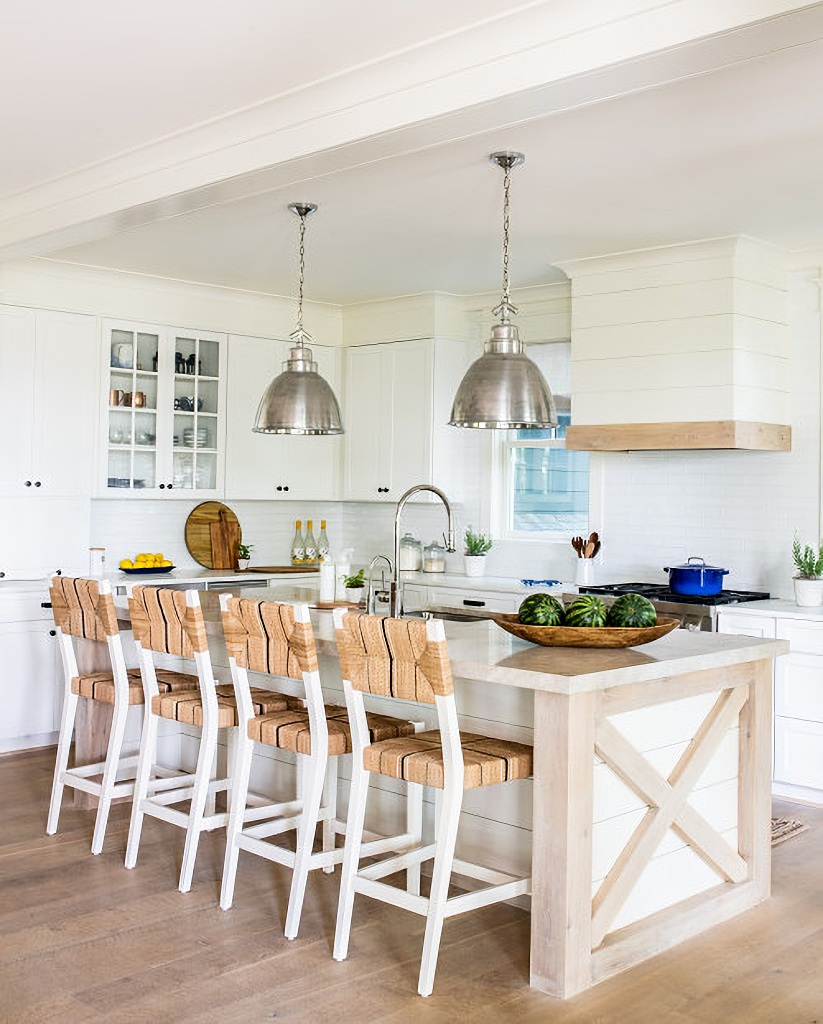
[290, 520, 305, 564]
[304, 520, 318, 563]
[317, 520, 330, 562]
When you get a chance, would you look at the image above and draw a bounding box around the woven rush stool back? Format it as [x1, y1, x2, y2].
[129, 585, 208, 658]
[50, 576, 118, 641]
[335, 612, 452, 704]
[221, 597, 317, 679]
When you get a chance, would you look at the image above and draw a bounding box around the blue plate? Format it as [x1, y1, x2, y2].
[120, 565, 176, 575]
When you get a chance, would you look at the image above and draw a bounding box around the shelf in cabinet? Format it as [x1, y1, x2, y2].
[109, 405, 157, 413]
[173, 446, 217, 454]
[174, 374, 219, 382]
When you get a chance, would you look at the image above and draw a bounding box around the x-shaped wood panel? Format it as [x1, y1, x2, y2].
[591, 686, 749, 949]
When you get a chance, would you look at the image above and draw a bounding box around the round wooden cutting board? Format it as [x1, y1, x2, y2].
[184, 501, 242, 568]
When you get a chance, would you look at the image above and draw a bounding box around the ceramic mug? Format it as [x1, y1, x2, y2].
[109, 388, 124, 406]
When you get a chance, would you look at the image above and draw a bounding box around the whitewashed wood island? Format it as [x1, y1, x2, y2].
[97, 586, 786, 1001]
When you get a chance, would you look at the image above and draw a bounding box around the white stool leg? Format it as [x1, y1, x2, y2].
[178, 724, 217, 894]
[321, 755, 338, 872]
[418, 785, 461, 998]
[47, 690, 79, 836]
[333, 762, 370, 962]
[285, 750, 327, 940]
[125, 707, 159, 869]
[220, 731, 253, 911]
[406, 781, 423, 896]
[91, 696, 130, 855]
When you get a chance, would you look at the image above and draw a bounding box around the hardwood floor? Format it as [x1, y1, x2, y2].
[2, 747, 823, 1023]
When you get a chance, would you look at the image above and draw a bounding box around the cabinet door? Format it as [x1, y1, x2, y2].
[716, 612, 777, 638]
[343, 344, 391, 499]
[33, 310, 98, 495]
[225, 335, 341, 500]
[0, 620, 59, 750]
[0, 306, 36, 493]
[387, 340, 432, 500]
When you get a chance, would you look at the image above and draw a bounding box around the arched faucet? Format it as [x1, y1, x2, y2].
[391, 484, 456, 616]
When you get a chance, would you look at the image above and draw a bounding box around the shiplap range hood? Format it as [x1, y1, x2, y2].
[559, 237, 792, 452]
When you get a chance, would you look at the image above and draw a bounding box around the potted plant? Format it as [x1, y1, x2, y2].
[237, 542, 253, 571]
[343, 568, 366, 604]
[792, 535, 823, 607]
[464, 526, 493, 578]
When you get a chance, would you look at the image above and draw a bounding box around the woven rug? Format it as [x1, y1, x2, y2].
[771, 817, 809, 846]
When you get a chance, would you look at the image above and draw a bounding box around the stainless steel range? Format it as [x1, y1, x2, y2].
[574, 582, 770, 631]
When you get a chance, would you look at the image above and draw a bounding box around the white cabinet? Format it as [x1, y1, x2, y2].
[0, 305, 98, 495]
[224, 334, 342, 500]
[0, 591, 60, 752]
[428, 586, 519, 614]
[342, 339, 478, 502]
[100, 320, 227, 497]
[718, 606, 823, 802]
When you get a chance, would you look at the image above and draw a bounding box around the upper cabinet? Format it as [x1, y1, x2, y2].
[0, 305, 98, 496]
[100, 320, 227, 497]
[342, 338, 480, 503]
[224, 334, 342, 501]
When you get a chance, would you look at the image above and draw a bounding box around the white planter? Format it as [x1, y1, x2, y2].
[238, 558, 250, 571]
[794, 577, 823, 607]
[464, 555, 487, 578]
[345, 587, 365, 605]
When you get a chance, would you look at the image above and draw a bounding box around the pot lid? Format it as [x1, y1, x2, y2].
[664, 557, 728, 572]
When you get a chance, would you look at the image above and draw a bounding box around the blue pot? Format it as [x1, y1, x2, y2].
[663, 557, 729, 596]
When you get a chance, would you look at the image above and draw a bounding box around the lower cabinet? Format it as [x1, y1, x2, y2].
[426, 585, 519, 615]
[0, 597, 60, 752]
[718, 606, 823, 802]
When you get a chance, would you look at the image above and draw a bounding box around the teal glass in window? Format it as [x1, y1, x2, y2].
[510, 413, 588, 533]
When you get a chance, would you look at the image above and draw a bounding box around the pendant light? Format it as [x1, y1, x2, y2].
[449, 152, 557, 430]
[253, 202, 344, 435]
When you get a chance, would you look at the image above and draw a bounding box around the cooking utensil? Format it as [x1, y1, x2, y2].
[571, 536, 584, 558]
[584, 541, 596, 559]
[663, 556, 729, 596]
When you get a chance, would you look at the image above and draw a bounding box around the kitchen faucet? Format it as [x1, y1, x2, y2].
[391, 484, 456, 616]
[366, 553, 393, 614]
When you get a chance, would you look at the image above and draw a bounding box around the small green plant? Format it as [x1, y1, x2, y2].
[792, 534, 823, 579]
[464, 526, 493, 556]
[237, 542, 253, 561]
[343, 568, 365, 589]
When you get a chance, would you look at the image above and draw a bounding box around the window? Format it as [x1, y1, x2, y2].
[497, 341, 589, 537]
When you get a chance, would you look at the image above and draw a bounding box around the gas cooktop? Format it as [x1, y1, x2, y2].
[577, 583, 770, 607]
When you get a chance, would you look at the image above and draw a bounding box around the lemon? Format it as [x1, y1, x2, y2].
[120, 558, 134, 569]
[153, 553, 164, 561]
[160, 559, 173, 567]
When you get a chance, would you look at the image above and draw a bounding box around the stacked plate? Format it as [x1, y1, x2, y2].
[183, 427, 209, 448]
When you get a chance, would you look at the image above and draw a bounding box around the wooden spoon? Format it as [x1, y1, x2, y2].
[571, 536, 584, 558]
[584, 540, 596, 559]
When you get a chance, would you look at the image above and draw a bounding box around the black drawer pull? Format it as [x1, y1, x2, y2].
[41, 601, 52, 608]
[462, 599, 486, 607]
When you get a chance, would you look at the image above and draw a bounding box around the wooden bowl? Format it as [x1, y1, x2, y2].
[492, 614, 680, 648]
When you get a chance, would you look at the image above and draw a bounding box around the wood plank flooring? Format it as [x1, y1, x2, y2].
[2, 747, 823, 1022]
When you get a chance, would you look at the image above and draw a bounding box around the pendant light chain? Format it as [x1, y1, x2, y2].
[501, 160, 511, 312]
[296, 208, 307, 345]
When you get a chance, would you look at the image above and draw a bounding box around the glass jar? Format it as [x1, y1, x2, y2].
[422, 541, 446, 573]
[398, 532, 423, 571]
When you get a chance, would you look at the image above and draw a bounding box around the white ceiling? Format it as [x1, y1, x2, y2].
[5, 1, 823, 304]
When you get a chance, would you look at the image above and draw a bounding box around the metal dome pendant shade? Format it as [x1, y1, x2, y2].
[449, 152, 557, 430]
[254, 202, 344, 435]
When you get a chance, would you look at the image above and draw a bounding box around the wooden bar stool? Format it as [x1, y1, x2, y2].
[332, 610, 533, 998]
[47, 576, 198, 854]
[219, 595, 422, 940]
[125, 586, 289, 893]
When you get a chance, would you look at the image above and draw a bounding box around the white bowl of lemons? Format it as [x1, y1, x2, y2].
[119, 553, 175, 575]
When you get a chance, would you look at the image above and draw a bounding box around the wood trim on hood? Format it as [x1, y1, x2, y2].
[565, 421, 791, 452]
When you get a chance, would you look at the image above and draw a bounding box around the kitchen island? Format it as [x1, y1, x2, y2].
[104, 584, 787, 1000]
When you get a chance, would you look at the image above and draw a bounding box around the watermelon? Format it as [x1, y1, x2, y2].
[564, 595, 608, 628]
[607, 592, 657, 628]
[518, 593, 565, 626]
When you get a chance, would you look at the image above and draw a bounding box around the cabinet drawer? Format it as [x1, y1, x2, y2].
[716, 612, 776, 638]
[775, 652, 823, 722]
[428, 587, 519, 614]
[776, 618, 823, 655]
[774, 716, 823, 790]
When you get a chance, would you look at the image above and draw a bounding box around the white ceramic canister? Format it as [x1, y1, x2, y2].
[89, 547, 106, 578]
[319, 561, 336, 603]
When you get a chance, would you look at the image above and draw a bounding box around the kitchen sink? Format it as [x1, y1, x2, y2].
[403, 605, 496, 623]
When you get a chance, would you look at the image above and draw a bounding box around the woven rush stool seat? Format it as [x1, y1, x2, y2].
[332, 610, 533, 998]
[362, 730, 533, 789]
[71, 667, 198, 705]
[47, 577, 181, 855]
[151, 684, 294, 729]
[248, 704, 415, 754]
[219, 595, 423, 942]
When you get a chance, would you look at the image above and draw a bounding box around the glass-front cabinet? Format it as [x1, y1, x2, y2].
[100, 320, 227, 496]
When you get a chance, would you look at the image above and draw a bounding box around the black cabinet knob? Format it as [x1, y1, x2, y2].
[283, 485, 289, 492]
[168, 483, 173, 489]
[159, 483, 165, 489]
[34, 481, 41, 487]
[49, 629, 56, 637]
[276, 485, 282, 492]
[24, 480, 31, 487]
